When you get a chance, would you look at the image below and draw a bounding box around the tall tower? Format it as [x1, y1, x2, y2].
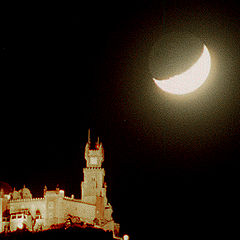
[81, 129, 108, 205]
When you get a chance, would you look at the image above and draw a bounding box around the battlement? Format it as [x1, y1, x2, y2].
[85, 145, 104, 155]
[10, 197, 45, 203]
[85, 167, 104, 170]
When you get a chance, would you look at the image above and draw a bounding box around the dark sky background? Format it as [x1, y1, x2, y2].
[1, 0, 240, 238]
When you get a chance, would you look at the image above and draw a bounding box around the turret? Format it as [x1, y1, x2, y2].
[84, 129, 104, 168]
[0, 188, 4, 198]
[44, 185, 47, 197]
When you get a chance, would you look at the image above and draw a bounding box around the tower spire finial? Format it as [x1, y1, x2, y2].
[88, 128, 91, 144]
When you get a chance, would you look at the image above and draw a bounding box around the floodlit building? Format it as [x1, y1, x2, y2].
[0, 130, 120, 237]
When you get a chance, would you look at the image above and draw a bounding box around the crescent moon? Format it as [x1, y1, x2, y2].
[153, 45, 211, 95]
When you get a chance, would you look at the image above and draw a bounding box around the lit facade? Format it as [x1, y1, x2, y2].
[0, 131, 120, 237]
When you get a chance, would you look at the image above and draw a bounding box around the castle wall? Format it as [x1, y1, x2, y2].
[45, 190, 64, 228]
[104, 205, 113, 222]
[10, 198, 46, 218]
[8, 193, 96, 230]
[61, 197, 96, 223]
[9, 198, 46, 229]
[0, 197, 10, 233]
[43, 191, 96, 228]
[102, 219, 115, 232]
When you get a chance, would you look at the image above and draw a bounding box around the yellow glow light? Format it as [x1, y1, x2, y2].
[123, 234, 129, 240]
[18, 222, 24, 229]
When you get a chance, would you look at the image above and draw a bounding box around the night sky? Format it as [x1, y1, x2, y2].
[1, 0, 240, 238]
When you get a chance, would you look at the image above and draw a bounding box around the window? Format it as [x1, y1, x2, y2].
[18, 215, 22, 219]
[48, 201, 54, 208]
[12, 215, 16, 219]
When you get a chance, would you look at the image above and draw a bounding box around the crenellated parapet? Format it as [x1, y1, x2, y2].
[10, 197, 45, 203]
[85, 167, 103, 170]
[83, 167, 105, 172]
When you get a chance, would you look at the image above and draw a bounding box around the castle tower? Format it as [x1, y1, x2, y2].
[81, 130, 108, 205]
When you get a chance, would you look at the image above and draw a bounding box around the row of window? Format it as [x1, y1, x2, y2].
[11, 214, 26, 220]
[11, 215, 43, 220]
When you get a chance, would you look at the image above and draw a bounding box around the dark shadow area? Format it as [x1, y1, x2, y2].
[0, 227, 114, 240]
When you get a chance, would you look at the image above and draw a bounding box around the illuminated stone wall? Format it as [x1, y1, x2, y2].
[81, 168, 107, 205]
[8, 193, 96, 230]
[9, 198, 46, 231]
[44, 189, 65, 228]
[7, 190, 113, 231]
[9, 198, 46, 229]
[9, 199, 46, 218]
[61, 197, 96, 223]
[0, 196, 10, 232]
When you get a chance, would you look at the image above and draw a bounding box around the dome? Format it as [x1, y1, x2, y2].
[12, 189, 21, 200]
[19, 185, 32, 199]
[0, 181, 12, 194]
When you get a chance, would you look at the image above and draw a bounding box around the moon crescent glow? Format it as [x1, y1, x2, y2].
[153, 45, 211, 95]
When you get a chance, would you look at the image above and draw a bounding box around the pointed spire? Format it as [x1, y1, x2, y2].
[88, 128, 91, 144]
[96, 136, 100, 149]
[44, 185, 47, 196]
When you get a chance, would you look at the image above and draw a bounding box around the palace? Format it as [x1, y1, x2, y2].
[0, 130, 120, 238]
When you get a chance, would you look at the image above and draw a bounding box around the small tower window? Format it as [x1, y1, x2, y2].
[48, 201, 54, 208]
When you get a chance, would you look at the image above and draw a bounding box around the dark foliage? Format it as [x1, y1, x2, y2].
[0, 227, 114, 240]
